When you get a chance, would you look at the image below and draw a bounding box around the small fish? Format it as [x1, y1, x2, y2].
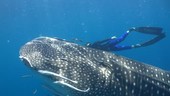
[21, 75, 32, 78]
[33, 89, 37, 95]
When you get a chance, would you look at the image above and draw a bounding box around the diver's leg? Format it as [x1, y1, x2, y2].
[114, 32, 165, 49]
[111, 45, 133, 51]
[115, 31, 130, 44]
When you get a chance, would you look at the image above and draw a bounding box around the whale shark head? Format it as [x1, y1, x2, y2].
[19, 37, 99, 95]
[20, 37, 170, 96]
[19, 37, 66, 71]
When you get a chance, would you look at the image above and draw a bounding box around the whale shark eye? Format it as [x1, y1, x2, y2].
[46, 40, 53, 44]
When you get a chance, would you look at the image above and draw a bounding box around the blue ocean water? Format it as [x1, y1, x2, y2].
[0, 0, 170, 96]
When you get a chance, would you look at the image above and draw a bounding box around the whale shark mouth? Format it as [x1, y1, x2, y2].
[38, 70, 90, 92]
[19, 56, 33, 68]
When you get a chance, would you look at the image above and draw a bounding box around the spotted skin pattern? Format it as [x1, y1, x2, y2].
[19, 37, 170, 96]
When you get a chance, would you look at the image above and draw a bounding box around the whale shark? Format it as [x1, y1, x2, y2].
[19, 37, 170, 96]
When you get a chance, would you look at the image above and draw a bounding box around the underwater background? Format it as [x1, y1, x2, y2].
[0, 0, 170, 96]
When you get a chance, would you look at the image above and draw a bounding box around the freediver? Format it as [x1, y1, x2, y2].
[86, 27, 165, 51]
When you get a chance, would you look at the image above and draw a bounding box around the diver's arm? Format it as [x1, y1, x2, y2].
[86, 38, 111, 48]
[96, 39, 111, 44]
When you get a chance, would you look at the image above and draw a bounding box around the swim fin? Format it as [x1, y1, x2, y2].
[128, 26, 165, 48]
[140, 32, 166, 46]
[133, 27, 163, 35]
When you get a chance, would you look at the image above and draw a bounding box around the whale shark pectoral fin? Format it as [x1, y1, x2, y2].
[54, 81, 90, 92]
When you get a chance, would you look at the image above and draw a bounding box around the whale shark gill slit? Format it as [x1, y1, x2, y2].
[38, 70, 90, 92]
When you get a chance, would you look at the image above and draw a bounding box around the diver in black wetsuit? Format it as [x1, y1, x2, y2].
[86, 27, 165, 51]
